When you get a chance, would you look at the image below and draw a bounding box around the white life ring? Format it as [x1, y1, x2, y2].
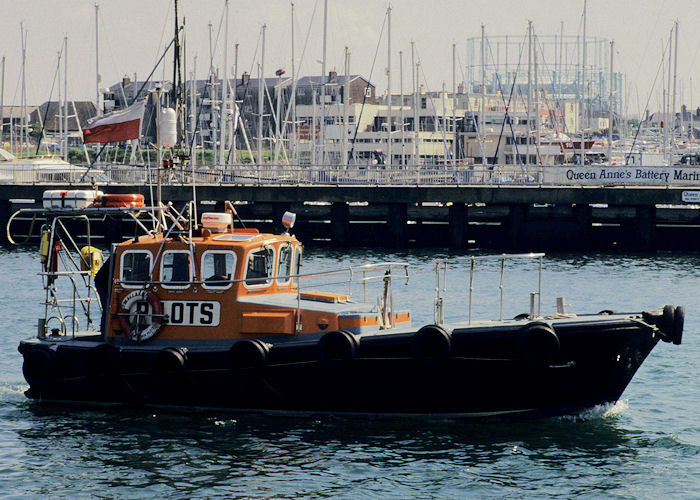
[118, 290, 163, 342]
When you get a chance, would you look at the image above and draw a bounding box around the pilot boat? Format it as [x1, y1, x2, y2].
[12, 193, 685, 418]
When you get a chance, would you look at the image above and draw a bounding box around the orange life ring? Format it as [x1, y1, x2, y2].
[102, 194, 145, 208]
[118, 290, 163, 342]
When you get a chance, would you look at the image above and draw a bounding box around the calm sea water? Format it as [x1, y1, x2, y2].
[0, 246, 698, 498]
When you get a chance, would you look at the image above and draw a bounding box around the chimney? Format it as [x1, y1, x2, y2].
[241, 72, 250, 86]
[328, 70, 337, 83]
[458, 82, 465, 94]
[122, 75, 131, 88]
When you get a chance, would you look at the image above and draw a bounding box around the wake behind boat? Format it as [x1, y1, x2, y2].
[9, 192, 684, 418]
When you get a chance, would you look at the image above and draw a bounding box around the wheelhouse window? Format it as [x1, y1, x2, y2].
[121, 251, 151, 286]
[277, 245, 293, 285]
[245, 247, 275, 287]
[202, 251, 236, 289]
[293, 247, 302, 286]
[160, 251, 192, 288]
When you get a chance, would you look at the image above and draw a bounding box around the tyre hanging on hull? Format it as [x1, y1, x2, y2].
[22, 348, 58, 389]
[518, 322, 560, 366]
[229, 339, 270, 374]
[317, 330, 359, 369]
[412, 325, 452, 364]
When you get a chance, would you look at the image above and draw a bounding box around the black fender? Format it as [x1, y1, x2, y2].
[518, 322, 560, 366]
[84, 343, 121, 379]
[317, 330, 359, 368]
[154, 347, 188, 375]
[22, 348, 58, 388]
[229, 339, 270, 373]
[412, 325, 452, 364]
[672, 306, 684, 345]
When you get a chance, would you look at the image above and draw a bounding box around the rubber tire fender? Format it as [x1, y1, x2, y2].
[412, 325, 452, 364]
[672, 306, 684, 345]
[84, 344, 121, 379]
[517, 322, 560, 366]
[154, 347, 188, 375]
[660, 304, 675, 340]
[317, 330, 359, 368]
[229, 339, 270, 373]
[22, 348, 58, 388]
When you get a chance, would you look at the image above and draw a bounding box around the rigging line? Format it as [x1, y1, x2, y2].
[34, 48, 63, 156]
[457, 54, 486, 164]
[280, 0, 320, 156]
[626, 39, 670, 164]
[531, 32, 577, 154]
[455, 52, 487, 165]
[415, 54, 451, 165]
[347, 10, 387, 166]
[485, 30, 528, 167]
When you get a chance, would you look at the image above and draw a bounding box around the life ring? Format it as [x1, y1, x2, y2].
[101, 193, 145, 208]
[672, 306, 684, 345]
[22, 348, 58, 388]
[229, 339, 270, 373]
[317, 330, 359, 368]
[518, 322, 560, 366]
[118, 290, 163, 342]
[412, 325, 452, 364]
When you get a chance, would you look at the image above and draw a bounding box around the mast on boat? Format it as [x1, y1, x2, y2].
[320, 0, 328, 166]
[386, 5, 392, 168]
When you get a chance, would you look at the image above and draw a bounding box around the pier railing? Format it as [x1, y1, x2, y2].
[3, 163, 700, 187]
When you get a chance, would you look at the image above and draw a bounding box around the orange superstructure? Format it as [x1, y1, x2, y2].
[107, 216, 410, 345]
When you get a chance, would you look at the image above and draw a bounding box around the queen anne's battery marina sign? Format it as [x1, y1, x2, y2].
[543, 166, 700, 186]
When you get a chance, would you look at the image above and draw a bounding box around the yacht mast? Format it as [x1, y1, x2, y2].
[320, 0, 327, 166]
[452, 43, 456, 168]
[527, 21, 532, 167]
[343, 46, 349, 167]
[481, 24, 486, 165]
[411, 42, 418, 166]
[582, 0, 587, 164]
[257, 24, 266, 165]
[386, 5, 392, 168]
[608, 40, 614, 164]
[232, 43, 238, 164]
[671, 20, 679, 162]
[535, 29, 540, 165]
[0, 56, 5, 148]
[95, 4, 101, 115]
[291, 2, 296, 165]
[64, 35, 68, 162]
[219, 0, 229, 167]
[400, 50, 405, 167]
[20, 23, 27, 157]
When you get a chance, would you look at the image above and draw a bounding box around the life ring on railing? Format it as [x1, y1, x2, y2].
[101, 193, 145, 208]
[118, 290, 163, 342]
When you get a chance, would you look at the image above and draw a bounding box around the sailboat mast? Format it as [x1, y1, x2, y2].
[451, 43, 456, 169]
[173, 0, 185, 150]
[257, 25, 266, 165]
[411, 42, 417, 166]
[608, 40, 614, 165]
[64, 35, 68, 162]
[0, 56, 5, 147]
[671, 20, 679, 162]
[291, 2, 296, 165]
[95, 4, 101, 115]
[320, 0, 327, 166]
[220, 0, 229, 167]
[527, 21, 532, 167]
[400, 49, 405, 167]
[481, 24, 486, 165]
[387, 5, 392, 168]
[343, 46, 349, 167]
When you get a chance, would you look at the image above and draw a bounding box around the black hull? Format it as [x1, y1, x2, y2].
[18, 318, 664, 419]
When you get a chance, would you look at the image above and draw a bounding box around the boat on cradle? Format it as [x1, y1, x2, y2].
[11, 192, 685, 419]
[0, 148, 106, 183]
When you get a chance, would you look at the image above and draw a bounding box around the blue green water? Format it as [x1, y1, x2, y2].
[1, 247, 698, 498]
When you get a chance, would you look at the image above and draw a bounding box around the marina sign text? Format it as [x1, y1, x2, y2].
[543, 166, 700, 186]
